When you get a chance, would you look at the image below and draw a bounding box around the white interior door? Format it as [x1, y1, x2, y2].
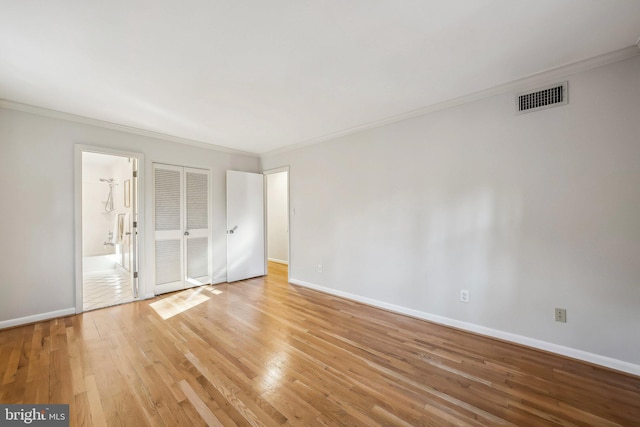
[227, 170, 265, 282]
[154, 164, 211, 295]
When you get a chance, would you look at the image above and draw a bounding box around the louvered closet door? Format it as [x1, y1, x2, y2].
[154, 164, 211, 295]
[154, 164, 185, 294]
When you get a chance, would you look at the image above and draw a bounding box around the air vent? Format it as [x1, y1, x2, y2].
[516, 82, 568, 114]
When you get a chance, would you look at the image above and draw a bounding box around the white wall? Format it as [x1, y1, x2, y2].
[0, 108, 260, 323]
[267, 171, 289, 264]
[261, 55, 640, 369]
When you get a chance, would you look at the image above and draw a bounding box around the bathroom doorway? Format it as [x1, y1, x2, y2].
[75, 147, 143, 312]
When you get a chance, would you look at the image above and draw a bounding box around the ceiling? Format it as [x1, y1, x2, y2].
[1, 1, 639, 154]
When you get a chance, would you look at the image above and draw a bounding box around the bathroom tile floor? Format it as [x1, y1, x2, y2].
[83, 269, 134, 311]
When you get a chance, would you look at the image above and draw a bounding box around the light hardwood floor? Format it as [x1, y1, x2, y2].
[1, 262, 639, 426]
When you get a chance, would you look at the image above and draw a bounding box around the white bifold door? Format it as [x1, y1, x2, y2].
[154, 164, 211, 295]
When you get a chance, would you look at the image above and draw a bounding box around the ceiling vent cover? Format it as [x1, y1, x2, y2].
[516, 82, 568, 114]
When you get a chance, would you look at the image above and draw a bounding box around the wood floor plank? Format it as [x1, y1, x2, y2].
[2, 328, 24, 385]
[261, 385, 320, 425]
[1, 261, 639, 426]
[84, 374, 107, 427]
[178, 379, 224, 427]
[184, 352, 272, 427]
[74, 391, 92, 427]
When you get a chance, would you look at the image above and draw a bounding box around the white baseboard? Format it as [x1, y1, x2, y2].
[115, 263, 129, 275]
[268, 258, 289, 265]
[212, 272, 228, 285]
[0, 308, 77, 330]
[289, 278, 640, 377]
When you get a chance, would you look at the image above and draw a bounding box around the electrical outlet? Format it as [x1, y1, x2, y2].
[460, 289, 470, 303]
[317, 264, 323, 273]
[555, 308, 567, 323]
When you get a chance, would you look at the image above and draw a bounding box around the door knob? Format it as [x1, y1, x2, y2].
[228, 226, 238, 234]
[184, 231, 190, 236]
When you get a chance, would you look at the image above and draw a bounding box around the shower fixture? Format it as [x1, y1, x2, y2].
[100, 178, 118, 213]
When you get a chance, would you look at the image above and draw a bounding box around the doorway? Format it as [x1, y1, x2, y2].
[265, 168, 289, 278]
[75, 147, 142, 312]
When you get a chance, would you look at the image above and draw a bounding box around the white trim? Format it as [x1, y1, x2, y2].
[115, 263, 129, 275]
[261, 45, 640, 158]
[0, 308, 76, 330]
[0, 99, 258, 158]
[74, 147, 83, 313]
[268, 258, 289, 265]
[263, 166, 289, 175]
[212, 275, 227, 285]
[2, 47, 637, 159]
[289, 278, 640, 377]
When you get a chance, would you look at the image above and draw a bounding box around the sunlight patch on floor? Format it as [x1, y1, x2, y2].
[150, 288, 210, 320]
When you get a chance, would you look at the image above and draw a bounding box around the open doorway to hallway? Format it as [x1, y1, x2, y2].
[265, 169, 289, 276]
[267, 260, 288, 281]
[80, 150, 140, 311]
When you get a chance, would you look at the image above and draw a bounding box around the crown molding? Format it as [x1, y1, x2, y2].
[261, 45, 640, 158]
[2, 44, 637, 160]
[0, 99, 259, 158]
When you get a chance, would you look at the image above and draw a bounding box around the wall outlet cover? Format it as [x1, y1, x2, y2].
[460, 289, 470, 303]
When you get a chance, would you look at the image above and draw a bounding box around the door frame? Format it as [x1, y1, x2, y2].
[74, 144, 145, 314]
[264, 166, 290, 282]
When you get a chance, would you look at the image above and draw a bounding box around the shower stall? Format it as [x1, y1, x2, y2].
[81, 151, 138, 311]
[100, 178, 117, 213]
